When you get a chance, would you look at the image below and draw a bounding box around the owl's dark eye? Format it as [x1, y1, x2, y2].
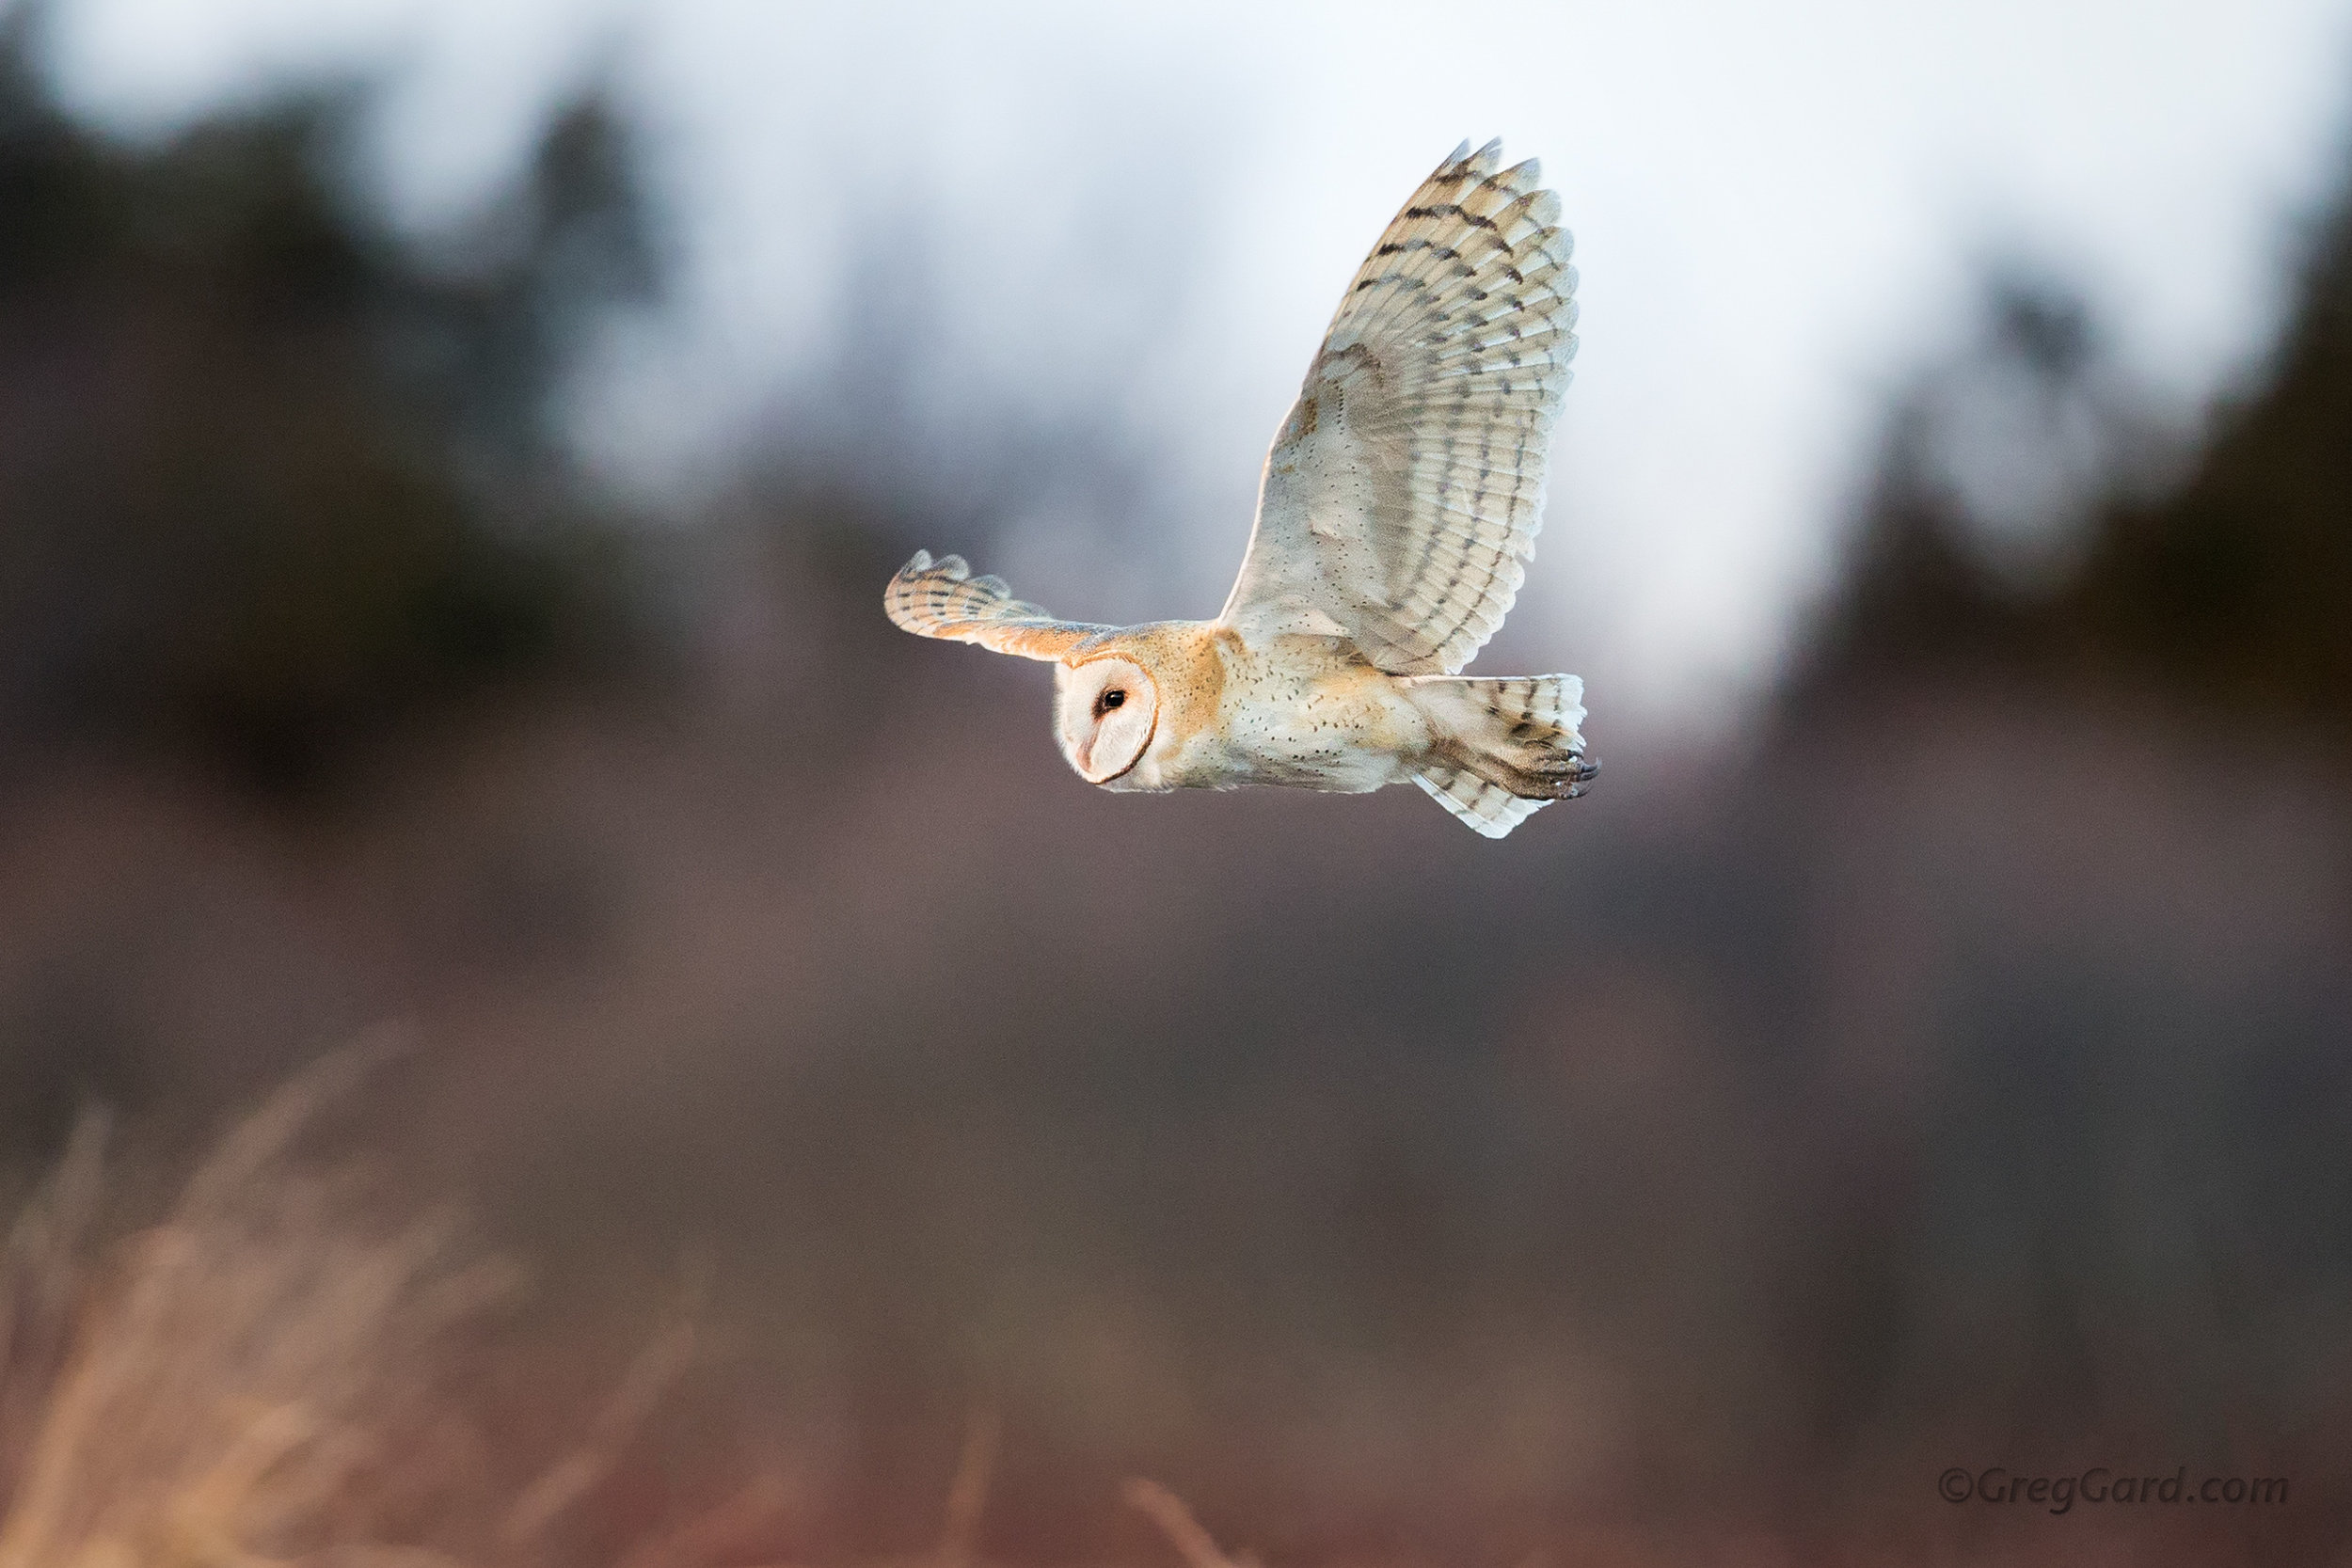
[1100, 689, 1126, 711]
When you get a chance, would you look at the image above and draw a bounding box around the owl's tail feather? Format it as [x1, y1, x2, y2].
[1403, 673, 1596, 839]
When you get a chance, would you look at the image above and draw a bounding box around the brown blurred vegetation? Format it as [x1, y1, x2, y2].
[0, 8, 2349, 1564]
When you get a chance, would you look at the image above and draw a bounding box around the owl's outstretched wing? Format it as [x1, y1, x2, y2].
[1218, 140, 1577, 674]
[885, 551, 1110, 662]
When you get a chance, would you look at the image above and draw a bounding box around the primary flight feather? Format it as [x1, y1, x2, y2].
[884, 139, 1595, 838]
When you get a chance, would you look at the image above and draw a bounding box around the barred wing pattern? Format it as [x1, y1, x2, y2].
[1415, 768, 1550, 839]
[884, 551, 1109, 662]
[1219, 139, 1578, 674]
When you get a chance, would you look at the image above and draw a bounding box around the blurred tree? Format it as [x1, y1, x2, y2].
[0, 6, 659, 790]
[1788, 276, 2106, 699]
[2070, 147, 2352, 724]
[1791, 135, 2352, 732]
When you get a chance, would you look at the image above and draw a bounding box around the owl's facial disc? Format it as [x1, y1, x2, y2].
[1056, 656, 1158, 784]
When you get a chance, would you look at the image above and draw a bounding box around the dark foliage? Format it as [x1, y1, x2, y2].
[1792, 142, 2352, 730]
[1792, 280, 2101, 695]
[2073, 166, 2352, 721]
[0, 8, 658, 790]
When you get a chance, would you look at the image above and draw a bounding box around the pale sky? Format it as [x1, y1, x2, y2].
[43, 0, 2352, 728]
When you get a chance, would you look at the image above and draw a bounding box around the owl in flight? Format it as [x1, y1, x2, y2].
[885, 139, 1593, 837]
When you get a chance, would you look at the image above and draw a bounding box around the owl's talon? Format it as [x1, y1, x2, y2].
[1528, 751, 1597, 782]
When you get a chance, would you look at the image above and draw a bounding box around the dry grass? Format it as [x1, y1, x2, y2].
[1116, 1481, 1248, 1568]
[0, 1034, 736, 1568]
[0, 1035, 1261, 1568]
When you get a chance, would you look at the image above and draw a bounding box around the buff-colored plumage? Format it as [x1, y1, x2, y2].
[885, 139, 1596, 838]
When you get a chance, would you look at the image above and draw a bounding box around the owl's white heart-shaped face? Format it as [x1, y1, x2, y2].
[1055, 656, 1158, 784]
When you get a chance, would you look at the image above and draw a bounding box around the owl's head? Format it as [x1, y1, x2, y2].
[1055, 654, 1159, 784]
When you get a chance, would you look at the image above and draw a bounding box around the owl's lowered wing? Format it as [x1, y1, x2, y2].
[1218, 140, 1577, 674]
[885, 551, 1110, 662]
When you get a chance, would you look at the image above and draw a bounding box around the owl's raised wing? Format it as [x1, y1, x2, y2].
[1218, 140, 1577, 674]
[885, 551, 1111, 662]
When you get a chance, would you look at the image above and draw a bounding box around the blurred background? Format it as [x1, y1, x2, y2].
[1, 0, 2350, 1561]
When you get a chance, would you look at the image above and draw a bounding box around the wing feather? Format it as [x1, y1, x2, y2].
[1414, 766, 1549, 838]
[884, 551, 1108, 662]
[1219, 139, 1578, 674]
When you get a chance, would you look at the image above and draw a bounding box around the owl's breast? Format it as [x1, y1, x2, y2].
[1154, 639, 1427, 794]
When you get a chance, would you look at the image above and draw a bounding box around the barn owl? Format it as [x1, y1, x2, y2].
[884, 139, 1594, 837]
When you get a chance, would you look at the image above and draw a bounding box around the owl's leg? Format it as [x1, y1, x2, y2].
[1401, 673, 1597, 801]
